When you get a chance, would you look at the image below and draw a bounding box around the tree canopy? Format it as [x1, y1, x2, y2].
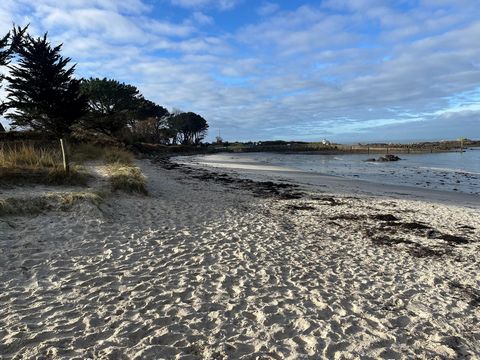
[5, 32, 86, 135]
[0, 26, 27, 115]
[80, 78, 145, 135]
[80, 77, 173, 142]
[169, 112, 209, 145]
[2, 27, 209, 144]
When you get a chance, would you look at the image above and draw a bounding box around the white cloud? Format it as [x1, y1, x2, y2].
[256, 2, 279, 16]
[192, 11, 214, 25]
[170, 0, 240, 10]
[0, 0, 479, 141]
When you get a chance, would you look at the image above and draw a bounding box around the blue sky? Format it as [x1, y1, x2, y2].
[1, 0, 479, 142]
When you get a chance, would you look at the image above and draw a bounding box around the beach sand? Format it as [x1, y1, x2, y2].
[1, 155, 479, 359]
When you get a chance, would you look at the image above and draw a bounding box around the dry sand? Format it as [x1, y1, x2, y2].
[0, 155, 479, 359]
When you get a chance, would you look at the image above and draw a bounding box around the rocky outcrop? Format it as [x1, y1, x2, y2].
[366, 154, 401, 162]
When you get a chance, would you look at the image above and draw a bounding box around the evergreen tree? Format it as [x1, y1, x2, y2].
[168, 112, 208, 144]
[80, 77, 144, 135]
[0, 26, 27, 115]
[5, 32, 86, 135]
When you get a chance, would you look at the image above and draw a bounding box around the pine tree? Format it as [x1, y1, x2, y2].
[80, 77, 143, 135]
[0, 32, 10, 115]
[0, 26, 27, 115]
[5, 32, 86, 135]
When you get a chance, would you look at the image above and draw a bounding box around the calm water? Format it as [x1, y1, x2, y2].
[245, 148, 480, 195]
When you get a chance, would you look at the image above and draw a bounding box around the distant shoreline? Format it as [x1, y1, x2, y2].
[174, 152, 480, 206]
[209, 140, 480, 155]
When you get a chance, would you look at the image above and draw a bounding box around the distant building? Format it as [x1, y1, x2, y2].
[321, 139, 331, 145]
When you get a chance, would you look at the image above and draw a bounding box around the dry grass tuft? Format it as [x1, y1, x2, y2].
[0, 143, 88, 185]
[55, 191, 106, 208]
[104, 147, 134, 165]
[0, 143, 60, 168]
[0, 190, 106, 217]
[101, 146, 147, 194]
[1, 142, 146, 194]
[108, 165, 148, 194]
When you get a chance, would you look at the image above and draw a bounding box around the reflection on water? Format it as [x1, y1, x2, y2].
[244, 148, 480, 195]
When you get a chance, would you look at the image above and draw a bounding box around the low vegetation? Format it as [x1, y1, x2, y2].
[1, 141, 146, 209]
[0, 143, 88, 185]
[103, 147, 147, 194]
[0, 190, 105, 216]
[104, 147, 134, 165]
[108, 165, 147, 195]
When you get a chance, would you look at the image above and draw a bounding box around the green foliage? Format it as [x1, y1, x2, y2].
[80, 78, 172, 144]
[2, 27, 208, 146]
[0, 31, 10, 115]
[80, 77, 144, 135]
[5, 32, 87, 135]
[130, 98, 170, 143]
[168, 112, 209, 144]
[0, 25, 28, 115]
[136, 98, 169, 121]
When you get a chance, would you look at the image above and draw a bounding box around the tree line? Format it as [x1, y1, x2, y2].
[0, 26, 209, 145]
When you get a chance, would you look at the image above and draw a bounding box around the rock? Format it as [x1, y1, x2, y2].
[365, 154, 401, 162]
[377, 154, 401, 162]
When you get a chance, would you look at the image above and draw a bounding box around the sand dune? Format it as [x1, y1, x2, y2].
[1, 158, 479, 359]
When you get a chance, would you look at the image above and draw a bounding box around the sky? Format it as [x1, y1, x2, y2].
[0, 0, 479, 142]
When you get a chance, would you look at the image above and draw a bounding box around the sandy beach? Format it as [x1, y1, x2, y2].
[1, 154, 479, 359]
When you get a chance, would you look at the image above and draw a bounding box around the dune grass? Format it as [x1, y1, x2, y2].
[0, 190, 106, 216]
[100, 146, 148, 194]
[0, 142, 147, 194]
[107, 165, 148, 194]
[0, 143, 88, 185]
[104, 147, 135, 165]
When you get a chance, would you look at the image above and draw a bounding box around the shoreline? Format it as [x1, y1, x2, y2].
[173, 153, 480, 209]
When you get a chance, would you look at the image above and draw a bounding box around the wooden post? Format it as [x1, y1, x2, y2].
[367, 146, 370, 155]
[60, 138, 70, 175]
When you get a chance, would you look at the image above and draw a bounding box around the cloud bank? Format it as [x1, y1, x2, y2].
[0, 0, 479, 142]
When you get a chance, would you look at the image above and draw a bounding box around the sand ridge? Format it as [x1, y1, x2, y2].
[0, 158, 479, 359]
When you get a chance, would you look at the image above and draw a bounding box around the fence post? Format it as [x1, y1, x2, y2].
[60, 138, 70, 175]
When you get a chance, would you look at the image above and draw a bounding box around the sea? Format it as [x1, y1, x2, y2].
[241, 148, 480, 195]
